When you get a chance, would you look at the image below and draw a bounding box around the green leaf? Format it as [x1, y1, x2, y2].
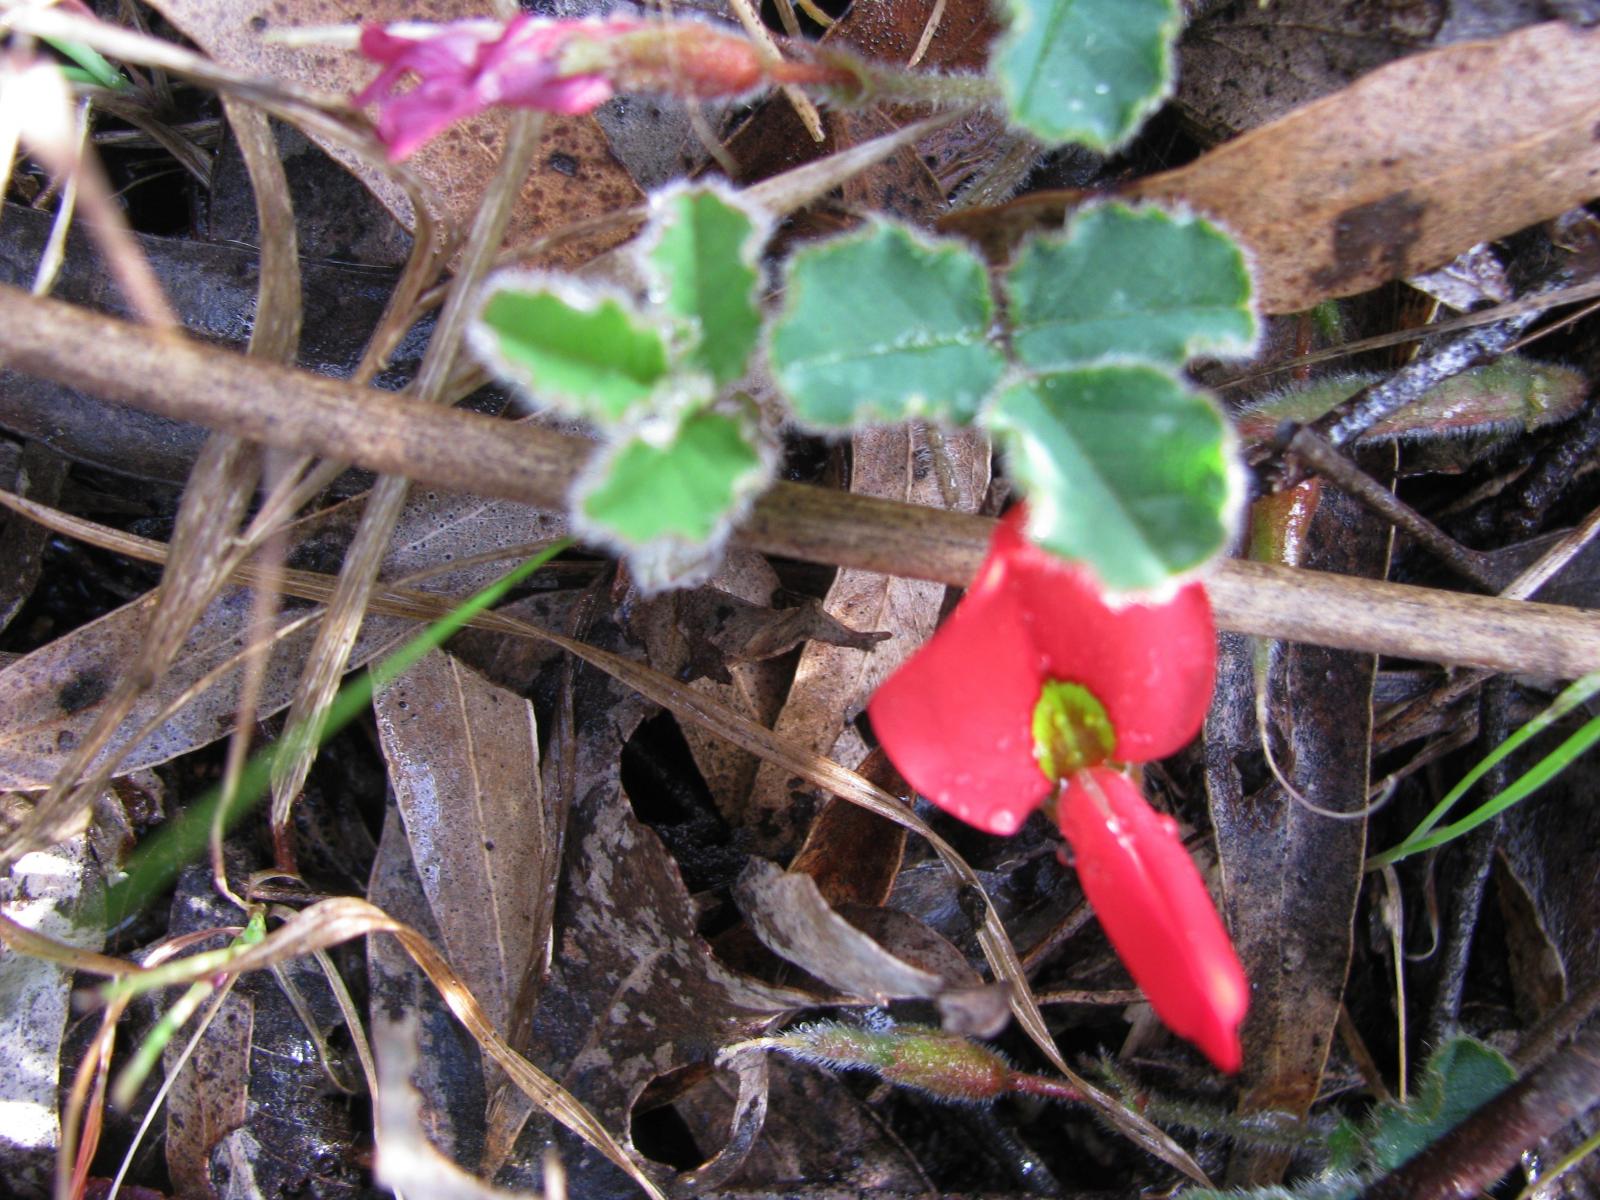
[768, 221, 1006, 429]
[471, 274, 671, 423]
[1007, 204, 1257, 369]
[984, 364, 1237, 592]
[993, 0, 1179, 148]
[642, 183, 769, 388]
[574, 408, 772, 591]
[1365, 1037, 1515, 1172]
[1235, 357, 1587, 446]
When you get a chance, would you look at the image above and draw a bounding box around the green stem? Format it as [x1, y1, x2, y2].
[1007, 1071, 1083, 1103]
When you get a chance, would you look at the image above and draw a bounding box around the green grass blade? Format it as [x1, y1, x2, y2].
[1368, 673, 1600, 869]
[47, 39, 129, 91]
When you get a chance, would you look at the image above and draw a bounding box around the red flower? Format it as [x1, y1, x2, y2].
[867, 507, 1246, 1070]
[1059, 767, 1248, 1073]
[866, 507, 1215, 835]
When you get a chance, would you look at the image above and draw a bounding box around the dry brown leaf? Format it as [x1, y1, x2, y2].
[367, 808, 492, 1171]
[945, 21, 1600, 313]
[374, 649, 548, 1038]
[634, 551, 791, 820]
[0, 491, 564, 789]
[735, 858, 944, 1003]
[164, 991, 253, 1200]
[143, 0, 643, 266]
[741, 423, 989, 856]
[787, 751, 908, 909]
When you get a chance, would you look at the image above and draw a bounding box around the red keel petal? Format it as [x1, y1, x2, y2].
[1058, 767, 1248, 1072]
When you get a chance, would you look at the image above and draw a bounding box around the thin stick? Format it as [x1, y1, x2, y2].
[2, 284, 1600, 679]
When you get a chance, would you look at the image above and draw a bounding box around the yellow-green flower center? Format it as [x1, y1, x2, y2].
[1031, 680, 1115, 781]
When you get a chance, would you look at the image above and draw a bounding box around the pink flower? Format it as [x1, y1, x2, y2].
[866, 507, 1215, 836]
[1058, 767, 1248, 1073]
[355, 17, 852, 161]
[867, 507, 1247, 1070]
[355, 17, 635, 160]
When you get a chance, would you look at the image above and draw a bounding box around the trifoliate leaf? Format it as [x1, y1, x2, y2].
[993, 0, 1179, 148]
[573, 407, 772, 592]
[471, 273, 670, 424]
[641, 183, 769, 388]
[1006, 204, 1257, 369]
[768, 221, 1006, 429]
[984, 365, 1237, 592]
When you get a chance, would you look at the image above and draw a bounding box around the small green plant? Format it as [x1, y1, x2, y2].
[471, 194, 1254, 595]
[1139, 1037, 1518, 1200]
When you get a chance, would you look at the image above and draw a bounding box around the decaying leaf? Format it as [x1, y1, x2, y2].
[0, 442, 65, 634]
[657, 584, 891, 687]
[521, 766, 811, 1191]
[1176, 0, 1444, 143]
[1498, 754, 1600, 1015]
[671, 1053, 931, 1191]
[166, 859, 366, 1199]
[632, 550, 791, 820]
[368, 807, 495, 1170]
[0, 832, 101, 1198]
[736, 857, 944, 1003]
[372, 1015, 542, 1200]
[374, 649, 548, 1037]
[740, 865, 1013, 1038]
[946, 21, 1600, 312]
[787, 751, 908, 909]
[165, 990, 253, 1200]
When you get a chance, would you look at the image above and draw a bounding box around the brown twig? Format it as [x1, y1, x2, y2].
[3, 284, 1600, 678]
